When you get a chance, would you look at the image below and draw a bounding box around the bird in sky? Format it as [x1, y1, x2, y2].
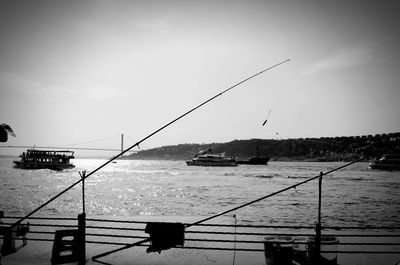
[0, 123, 16, 142]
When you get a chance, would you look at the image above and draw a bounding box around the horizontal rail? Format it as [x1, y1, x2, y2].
[3, 216, 77, 221]
[86, 225, 143, 231]
[6, 224, 400, 237]
[3, 216, 400, 230]
[1, 222, 77, 228]
[1, 237, 399, 254]
[3, 216, 399, 259]
[186, 231, 400, 237]
[24, 231, 400, 246]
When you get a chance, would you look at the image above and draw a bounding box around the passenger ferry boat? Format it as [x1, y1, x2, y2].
[13, 149, 75, 170]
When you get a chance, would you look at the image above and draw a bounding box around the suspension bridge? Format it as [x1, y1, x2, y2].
[0, 134, 141, 154]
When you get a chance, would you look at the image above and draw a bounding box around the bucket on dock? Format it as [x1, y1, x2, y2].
[307, 235, 339, 265]
[264, 235, 294, 265]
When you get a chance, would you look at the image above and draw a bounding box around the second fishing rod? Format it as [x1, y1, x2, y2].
[12, 59, 291, 227]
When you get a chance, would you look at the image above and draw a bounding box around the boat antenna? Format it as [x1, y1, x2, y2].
[12, 59, 290, 227]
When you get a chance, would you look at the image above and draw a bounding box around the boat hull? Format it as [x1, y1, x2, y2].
[369, 162, 400, 171]
[236, 156, 270, 165]
[186, 160, 237, 167]
[13, 161, 75, 171]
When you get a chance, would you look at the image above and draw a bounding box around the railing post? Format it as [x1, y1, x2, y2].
[78, 213, 86, 265]
[77, 171, 86, 264]
[314, 171, 323, 265]
[0, 227, 14, 256]
[79, 171, 86, 214]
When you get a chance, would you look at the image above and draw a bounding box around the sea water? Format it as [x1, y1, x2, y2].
[1, 157, 399, 227]
[1, 157, 400, 264]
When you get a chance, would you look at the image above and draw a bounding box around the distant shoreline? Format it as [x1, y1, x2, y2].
[1, 132, 398, 161]
[124, 133, 400, 162]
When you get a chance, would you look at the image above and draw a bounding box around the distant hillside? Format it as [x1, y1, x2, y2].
[125, 132, 400, 161]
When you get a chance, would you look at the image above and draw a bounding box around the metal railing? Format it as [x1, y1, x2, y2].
[2, 215, 400, 255]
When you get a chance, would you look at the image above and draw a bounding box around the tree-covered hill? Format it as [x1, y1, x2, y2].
[124, 132, 400, 161]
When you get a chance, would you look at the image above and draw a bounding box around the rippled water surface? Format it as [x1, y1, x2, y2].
[1, 158, 399, 227]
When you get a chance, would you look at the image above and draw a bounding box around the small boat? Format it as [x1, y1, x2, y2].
[369, 154, 400, 170]
[13, 149, 75, 170]
[236, 156, 270, 165]
[186, 149, 237, 167]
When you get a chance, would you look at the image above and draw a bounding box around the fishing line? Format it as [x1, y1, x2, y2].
[12, 59, 290, 228]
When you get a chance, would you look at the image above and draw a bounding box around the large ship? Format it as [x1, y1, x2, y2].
[236, 144, 270, 165]
[13, 149, 75, 170]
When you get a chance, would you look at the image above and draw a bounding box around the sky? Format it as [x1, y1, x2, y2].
[1, 0, 400, 156]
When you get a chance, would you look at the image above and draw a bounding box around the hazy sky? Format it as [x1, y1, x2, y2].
[1, 0, 399, 155]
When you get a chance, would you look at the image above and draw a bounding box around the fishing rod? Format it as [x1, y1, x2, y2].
[12, 59, 290, 227]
